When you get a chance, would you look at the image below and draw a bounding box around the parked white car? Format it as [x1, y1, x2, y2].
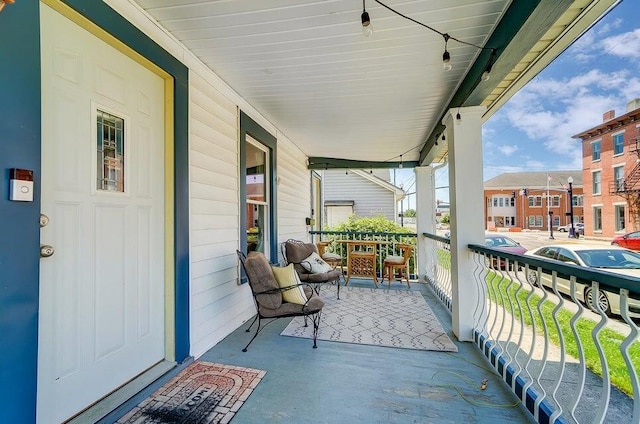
[525, 244, 640, 317]
[557, 222, 584, 233]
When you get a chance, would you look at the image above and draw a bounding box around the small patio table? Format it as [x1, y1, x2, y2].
[336, 240, 391, 287]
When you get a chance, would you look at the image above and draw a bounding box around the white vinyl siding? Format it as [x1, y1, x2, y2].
[276, 134, 313, 251]
[189, 72, 254, 358]
[323, 170, 396, 222]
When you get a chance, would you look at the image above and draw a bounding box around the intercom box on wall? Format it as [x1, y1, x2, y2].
[9, 168, 34, 202]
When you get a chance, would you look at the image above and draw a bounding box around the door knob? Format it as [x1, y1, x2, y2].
[40, 245, 55, 258]
[40, 214, 50, 227]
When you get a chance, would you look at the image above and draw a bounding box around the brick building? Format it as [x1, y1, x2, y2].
[573, 99, 640, 238]
[484, 171, 583, 232]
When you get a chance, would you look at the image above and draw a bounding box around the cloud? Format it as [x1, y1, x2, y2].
[600, 28, 640, 59]
[497, 145, 518, 156]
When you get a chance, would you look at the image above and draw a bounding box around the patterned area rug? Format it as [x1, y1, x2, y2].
[117, 362, 265, 424]
[281, 287, 458, 352]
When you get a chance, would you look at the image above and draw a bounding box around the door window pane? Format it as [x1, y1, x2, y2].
[97, 110, 124, 192]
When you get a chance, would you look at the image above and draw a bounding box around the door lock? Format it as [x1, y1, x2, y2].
[40, 214, 50, 227]
[40, 245, 55, 258]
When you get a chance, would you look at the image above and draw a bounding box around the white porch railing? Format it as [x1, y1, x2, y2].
[423, 232, 640, 424]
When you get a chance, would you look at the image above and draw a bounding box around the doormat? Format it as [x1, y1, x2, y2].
[281, 287, 458, 352]
[117, 362, 266, 424]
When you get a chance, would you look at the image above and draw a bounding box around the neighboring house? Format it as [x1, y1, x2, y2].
[484, 171, 583, 231]
[322, 169, 406, 227]
[573, 99, 640, 237]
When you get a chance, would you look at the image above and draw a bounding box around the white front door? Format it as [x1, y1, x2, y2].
[38, 5, 166, 423]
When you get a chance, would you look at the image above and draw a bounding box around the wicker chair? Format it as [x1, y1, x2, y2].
[282, 239, 343, 299]
[237, 250, 324, 351]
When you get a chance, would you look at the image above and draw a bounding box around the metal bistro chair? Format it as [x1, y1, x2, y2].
[282, 239, 343, 299]
[237, 250, 324, 351]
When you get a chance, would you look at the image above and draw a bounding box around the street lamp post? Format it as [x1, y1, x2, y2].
[568, 176, 576, 238]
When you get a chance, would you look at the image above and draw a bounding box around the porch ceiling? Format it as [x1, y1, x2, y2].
[131, 0, 618, 168]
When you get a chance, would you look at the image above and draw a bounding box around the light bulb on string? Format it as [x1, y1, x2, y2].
[361, 0, 373, 37]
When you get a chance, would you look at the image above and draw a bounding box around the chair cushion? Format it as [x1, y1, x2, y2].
[271, 264, 308, 305]
[284, 241, 316, 263]
[304, 268, 342, 283]
[259, 292, 324, 317]
[244, 252, 282, 310]
[384, 255, 405, 264]
[322, 252, 341, 261]
[301, 252, 333, 273]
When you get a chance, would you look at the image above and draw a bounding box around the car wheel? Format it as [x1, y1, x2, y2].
[558, 228, 566, 232]
[584, 287, 612, 316]
[527, 270, 538, 286]
[611, 242, 619, 246]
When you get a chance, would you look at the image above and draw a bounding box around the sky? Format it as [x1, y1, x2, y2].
[398, 0, 640, 209]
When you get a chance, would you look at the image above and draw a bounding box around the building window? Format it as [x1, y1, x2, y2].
[535, 216, 543, 227]
[553, 215, 560, 227]
[573, 195, 584, 206]
[613, 133, 624, 155]
[528, 196, 534, 207]
[593, 206, 602, 231]
[487, 198, 492, 207]
[493, 198, 498, 207]
[614, 166, 625, 191]
[509, 197, 515, 207]
[529, 196, 542, 207]
[592, 171, 601, 195]
[552, 196, 560, 207]
[528, 216, 535, 227]
[615, 205, 626, 232]
[240, 111, 277, 263]
[592, 140, 601, 161]
[498, 197, 504, 207]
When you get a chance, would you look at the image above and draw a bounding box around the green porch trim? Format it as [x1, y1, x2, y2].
[239, 111, 279, 264]
[308, 157, 420, 170]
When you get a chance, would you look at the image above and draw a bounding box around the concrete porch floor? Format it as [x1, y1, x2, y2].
[104, 279, 536, 424]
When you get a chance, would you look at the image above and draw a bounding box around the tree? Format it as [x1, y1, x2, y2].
[403, 209, 416, 218]
[328, 214, 411, 234]
[440, 214, 450, 224]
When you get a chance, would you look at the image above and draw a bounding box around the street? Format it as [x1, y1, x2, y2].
[494, 229, 611, 252]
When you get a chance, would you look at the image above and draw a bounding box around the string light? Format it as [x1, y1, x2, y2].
[481, 49, 497, 82]
[442, 34, 452, 71]
[367, 1, 497, 75]
[456, 110, 462, 126]
[399, 155, 403, 169]
[361, 0, 373, 37]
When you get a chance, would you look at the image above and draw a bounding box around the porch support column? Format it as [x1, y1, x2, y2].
[445, 106, 486, 341]
[414, 166, 436, 282]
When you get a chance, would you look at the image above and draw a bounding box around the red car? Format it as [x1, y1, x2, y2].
[485, 234, 527, 269]
[611, 231, 640, 250]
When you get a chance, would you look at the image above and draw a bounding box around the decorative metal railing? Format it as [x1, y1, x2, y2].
[465, 243, 640, 424]
[309, 230, 418, 279]
[422, 232, 452, 311]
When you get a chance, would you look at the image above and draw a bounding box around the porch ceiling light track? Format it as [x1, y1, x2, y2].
[0, 0, 15, 13]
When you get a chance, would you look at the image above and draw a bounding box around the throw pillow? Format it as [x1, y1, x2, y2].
[300, 251, 333, 274]
[271, 264, 308, 305]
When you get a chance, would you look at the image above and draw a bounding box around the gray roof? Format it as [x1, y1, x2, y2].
[484, 171, 582, 189]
